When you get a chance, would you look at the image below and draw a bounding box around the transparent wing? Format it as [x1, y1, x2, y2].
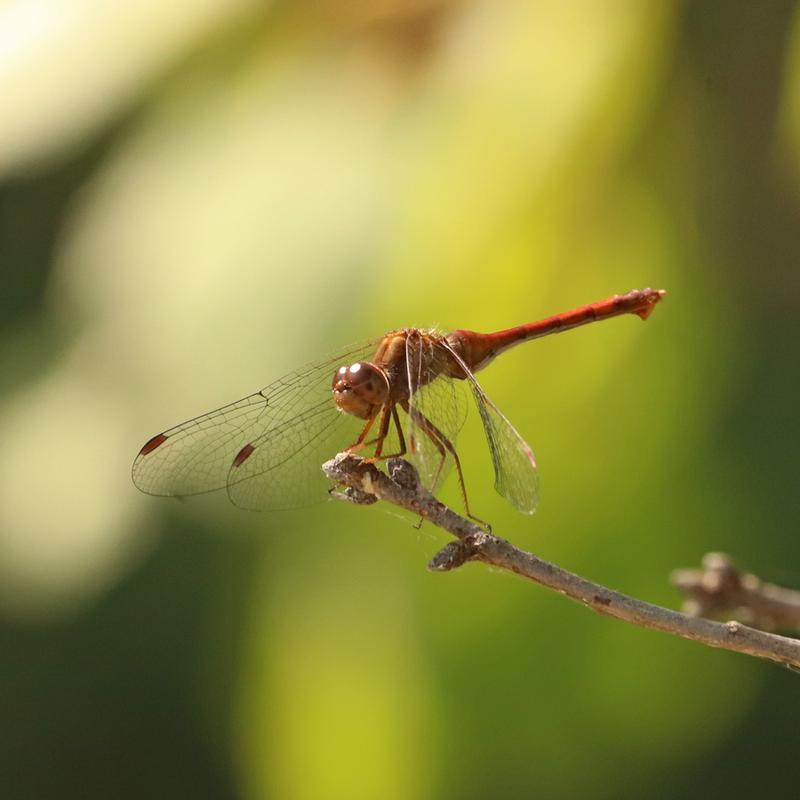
[225, 393, 364, 511]
[440, 341, 539, 514]
[404, 332, 469, 494]
[132, 339, 378, 508]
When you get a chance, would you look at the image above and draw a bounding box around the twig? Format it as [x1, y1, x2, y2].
[672, 552, 800, 632]
[323, 454, 800, 670]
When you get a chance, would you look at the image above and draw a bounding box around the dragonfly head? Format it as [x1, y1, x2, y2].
[332, 361, 389, 419]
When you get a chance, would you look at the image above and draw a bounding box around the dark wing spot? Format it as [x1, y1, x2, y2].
[139, 433, 168, 456]
[232, 443, 256, 468]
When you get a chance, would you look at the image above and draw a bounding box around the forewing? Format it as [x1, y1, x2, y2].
[404, 332, 469, 494]
[225, 393, 365, 511]
[132, 339, 377, 507]
[440, 341, 539, 514]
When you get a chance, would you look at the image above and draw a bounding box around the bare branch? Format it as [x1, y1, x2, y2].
[672, 552, 800, 632]
[323, 454, 800, 670]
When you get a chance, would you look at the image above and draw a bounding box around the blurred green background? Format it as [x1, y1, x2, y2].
[2, 1, 799, 798]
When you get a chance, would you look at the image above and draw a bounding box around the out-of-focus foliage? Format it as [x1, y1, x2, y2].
[1, 1, 799, 798]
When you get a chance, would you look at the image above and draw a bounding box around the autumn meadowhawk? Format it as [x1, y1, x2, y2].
[133, 288, 664, 516]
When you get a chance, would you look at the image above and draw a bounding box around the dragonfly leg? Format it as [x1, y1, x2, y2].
[363, 404, 408, 462]
[371, 404, 393, 458]
[403, 402, 491, 531]
[344, 408, 381, 454]
[390, 405, 406, 456]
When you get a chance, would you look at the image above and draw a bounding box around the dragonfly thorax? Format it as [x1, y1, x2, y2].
[332, 361, 390, 420]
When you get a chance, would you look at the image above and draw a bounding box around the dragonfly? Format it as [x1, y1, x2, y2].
[133, 288, 665, 518]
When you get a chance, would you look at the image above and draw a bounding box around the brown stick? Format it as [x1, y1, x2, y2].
[322, 454, 800, 670]
[672, 552, 800, 632]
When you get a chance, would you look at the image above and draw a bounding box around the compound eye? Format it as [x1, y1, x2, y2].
[346, 362, 375, 387]
[333, 362, 377, 388]
[333, 365, 347, 389]
[331, 361, 387, 399]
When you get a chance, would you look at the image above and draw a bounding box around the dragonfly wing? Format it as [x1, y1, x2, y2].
[132, 390, 274, 498]
[403, 332, 469, 494]
[440, 341, 539, 514]
[132, 340, 377, 509]
[225, 397, 363, 510]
